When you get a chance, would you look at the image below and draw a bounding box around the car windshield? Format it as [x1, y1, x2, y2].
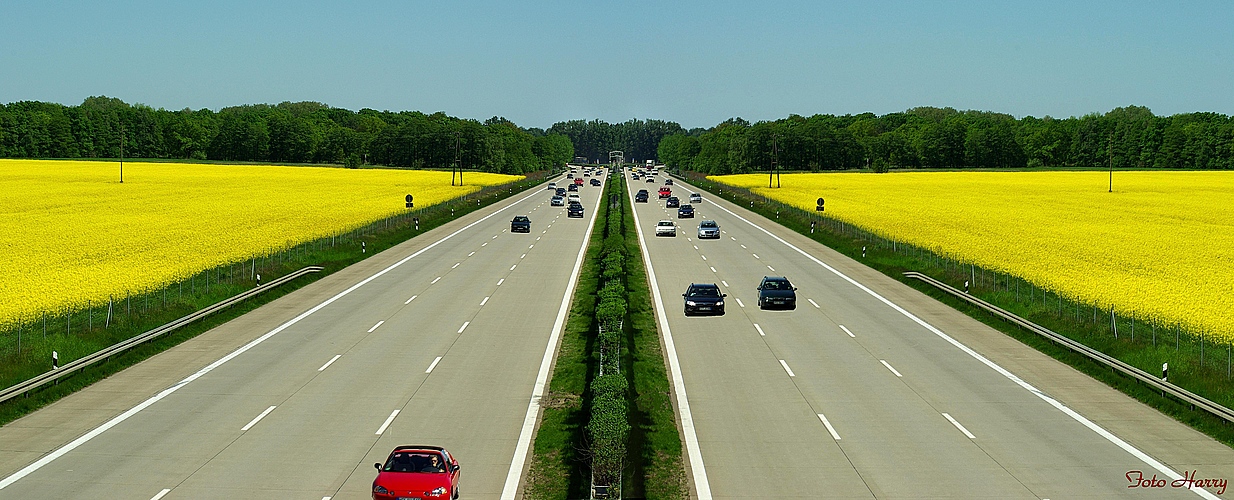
[383, 452, 447, 473]
[681, 205, 692, 209]
[514, 217, 529, 222]
[701, 221, 717, 228]
[658, 221, 673, 226]
[762, 280, 790, 290]
[688, 287, 720, 298]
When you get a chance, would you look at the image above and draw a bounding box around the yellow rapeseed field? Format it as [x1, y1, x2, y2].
[0, 159, 520, 326]
[712, 171, 1234, 338]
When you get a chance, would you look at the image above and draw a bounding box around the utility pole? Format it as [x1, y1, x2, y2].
[1108, 133, 1113, 193]
[769, 133, 781, 188]
[119, 127, 125, 183]
[452, 130, 462, 186]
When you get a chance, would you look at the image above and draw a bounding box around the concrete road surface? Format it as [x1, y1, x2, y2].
[0, 171, 606, 499]
[627, 174, 1234, 499]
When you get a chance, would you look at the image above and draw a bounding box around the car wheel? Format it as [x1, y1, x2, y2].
[683, 309, 691, 317]
[758, 299, 765, 310]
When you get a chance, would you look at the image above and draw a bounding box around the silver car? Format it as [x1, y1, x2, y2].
[689, 193, 702, 203]
[697, 220, 720, 239]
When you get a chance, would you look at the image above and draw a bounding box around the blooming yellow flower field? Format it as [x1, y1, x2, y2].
[712, 171, 1234, 338]
[0, 159, 520, 326]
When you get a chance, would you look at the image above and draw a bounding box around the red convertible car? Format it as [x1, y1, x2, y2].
[373, 445, 461, 499]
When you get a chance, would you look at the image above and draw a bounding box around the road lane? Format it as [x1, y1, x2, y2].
[629, 173, 1232, 499]
[0, 171, 607, 499]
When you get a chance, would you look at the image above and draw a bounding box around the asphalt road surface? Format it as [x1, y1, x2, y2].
[627, 173, 1234, 499]
[0, 171, 606, 499]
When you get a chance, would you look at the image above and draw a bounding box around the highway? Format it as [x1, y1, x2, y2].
[626, 173, 1234, 499]
[0, 171, 605, 499]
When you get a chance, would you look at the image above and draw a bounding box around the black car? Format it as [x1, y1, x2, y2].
[511, 216, 531, 233]
[568, 183, 579, 192]
[665, 196, 680, 208]
[646, 177, 655, 183]
[677, 204, 695, 218]
[556, 187, 567, 196]
[567, 202, 585, 218]
[635, 190, 649, 203]
[756, 276, 797, 310]
[682, 283, 726, 316]
[590, 178, 601, 186]
[665, 179, 673, 185]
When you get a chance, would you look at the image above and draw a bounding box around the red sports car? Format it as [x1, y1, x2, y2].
[373, 446, 461, 499]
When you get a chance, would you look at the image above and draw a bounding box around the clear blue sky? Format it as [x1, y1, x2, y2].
[2, 1, 1230, 129]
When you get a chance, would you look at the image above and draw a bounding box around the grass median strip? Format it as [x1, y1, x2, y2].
[525, 172, 688, 499]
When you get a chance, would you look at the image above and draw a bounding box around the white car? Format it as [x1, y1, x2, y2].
[567, 193, 581, 204]
[689, 193, 702, 203]
[547, 182, 557, 191]
[655, 220, 677, 237]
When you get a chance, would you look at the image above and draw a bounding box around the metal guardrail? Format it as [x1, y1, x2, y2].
[0, 266, 324, 405]
[904, 271, 1234, 423]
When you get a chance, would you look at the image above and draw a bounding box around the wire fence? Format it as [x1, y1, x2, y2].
[678, 170, 1234, 399]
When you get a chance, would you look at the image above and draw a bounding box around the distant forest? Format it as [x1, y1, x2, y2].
[659, 106, 1234, 174]
[2, 98, 1232, 174]
[0, 97, 573, 174]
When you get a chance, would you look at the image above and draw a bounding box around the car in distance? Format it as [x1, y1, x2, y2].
[568, 201, 585, 218]
[556, 187, 567, 196]
[677, 204, 695, 218]
[664, 178, 673, 185]
[547, 182, 557, 191]
[655, 219, 677, 237]
[635, 189, 649, 203]
[756, 276, 797, 310]
[372, 445, 461, 500]
[689, 193, 702, 203]
[567, 193, 580, 203]
[574, 177, 585, 186]
[682, 283, 725, 316]
[697, 220, 720, 239]
[550, 195, 565, 206]
[567, 183, 579, 192]
[590, 178, 601, 186]
[646, 176, 656, 183]
[658, 186, 672, 198]
[665, 196, 680, 208]
[511, 216, 531, 233]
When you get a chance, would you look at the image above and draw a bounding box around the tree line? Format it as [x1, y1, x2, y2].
[547, 118, 696, 164]
[0, 97, 573, 174]
[657, 106, 1234, 174]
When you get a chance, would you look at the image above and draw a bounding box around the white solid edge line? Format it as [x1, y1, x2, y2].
[481, 296, 490, 306]
[426, 356, 443, 373]
[704, 194, 1220, 500]
[880, 359, 903, 377]
[367, 320, 384, 333]
[457, 321, 470, 334]
[735, 298, 745, 308]
[501, 179, 606, 500]
[817, 413, 841, 440]
[375, 410, 400, 435]
[405, 295, 418, 304]
[0, 187, 546, 491]
[779, 359, 796, 377]
[241, 405, 277, 431]
[151, 488, 172, 500]
[753, 323, 766, 336]
[839, 325, 856, 338]
[318, 354, 342, 372]
[622, 178, 713, 499]
[943, 412, 976, 439]
[808, 298, 820, 308]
